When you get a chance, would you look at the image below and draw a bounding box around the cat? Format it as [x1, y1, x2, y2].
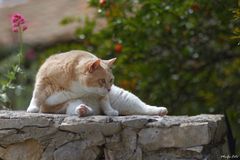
[27, 50, 168, 117]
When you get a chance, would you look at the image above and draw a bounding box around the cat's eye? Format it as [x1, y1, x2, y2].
[109, 78, 114, 83]
[99, 79, 106, 84]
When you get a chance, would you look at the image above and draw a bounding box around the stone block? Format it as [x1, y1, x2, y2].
[54, 141, 101, 160]
[0, 110, 227, 160]
[139, 122, 211, 150]
[0, 139, 43, 160]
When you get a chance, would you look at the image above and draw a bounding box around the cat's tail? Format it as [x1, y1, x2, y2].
[109, 85, 168, 116]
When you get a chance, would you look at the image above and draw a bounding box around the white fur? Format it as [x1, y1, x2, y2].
[27, 90, 40, 113]
[45, 81, 108, 106]
[100, 96, 119, 116]
[27, 100, 39, 113]
[65, 85, 167, 116]
[45, 91, 77, 106]
[108, 85, 167, 115]
[70, 81, 108, 96]
[45, 81, 88, 106]
[27, 83, 167, 116]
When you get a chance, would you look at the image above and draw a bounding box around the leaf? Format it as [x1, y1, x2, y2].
[60, 16, 81, 26]
[0, 93, 10, 103]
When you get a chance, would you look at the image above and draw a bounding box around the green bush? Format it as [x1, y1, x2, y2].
[232, 8, 240, 44]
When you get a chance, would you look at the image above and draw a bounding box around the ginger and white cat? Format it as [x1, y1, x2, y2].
[27, 50, 168, 117]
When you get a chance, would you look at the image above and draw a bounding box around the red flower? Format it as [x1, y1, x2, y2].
[105, 10, 110, 17]
[191, 3, 200, 12]
[114, 43, 123, 53]
[11, 13, 28, 32]
[99, 0, 106, 6]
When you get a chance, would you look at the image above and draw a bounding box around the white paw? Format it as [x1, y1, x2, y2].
[158, 107, 168, 116]
[105, 109, 119, 116]
[27, 105, 39, 113]
[75, 104, 93, 117]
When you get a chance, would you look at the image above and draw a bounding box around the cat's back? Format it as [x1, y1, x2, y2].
[37, 50, 97, 78]
[45, 50, 96, 63]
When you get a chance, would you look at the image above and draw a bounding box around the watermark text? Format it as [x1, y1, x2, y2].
[221, 155, 239, 159]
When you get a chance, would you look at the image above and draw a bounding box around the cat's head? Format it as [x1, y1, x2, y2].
[80, 58, 116, 96]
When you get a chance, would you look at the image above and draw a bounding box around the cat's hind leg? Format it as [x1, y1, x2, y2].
[66, 99, 93, 117]
[142, 105, 168, 116]
[45, 91, 79, 106]
[27, 81, 51, 113]
[27, 90, 40, 113]
[109, 85, 168, 116]
[27, 97, 39, 113]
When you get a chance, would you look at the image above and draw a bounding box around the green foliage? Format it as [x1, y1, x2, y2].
[0, 53, 24, 109]
[232, 8, 240, 44]
[60, 16, 81, 26]
[0, 23, 25, 109]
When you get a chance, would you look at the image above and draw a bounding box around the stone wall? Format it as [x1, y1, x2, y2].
[0, 111, 228, 160]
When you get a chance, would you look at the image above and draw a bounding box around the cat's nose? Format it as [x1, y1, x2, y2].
[107, 88, 111, 92]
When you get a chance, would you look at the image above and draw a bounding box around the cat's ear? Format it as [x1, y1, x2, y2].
[107, 58, 117, 67]
[88, 59, 101, 73]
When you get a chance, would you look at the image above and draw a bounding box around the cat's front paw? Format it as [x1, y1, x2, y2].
[75, 104, 93, 117]
[105, 109, 119, 116]
[158, 107, 168, 116]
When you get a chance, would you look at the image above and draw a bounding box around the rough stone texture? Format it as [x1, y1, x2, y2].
[0, 111, 228, 160]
